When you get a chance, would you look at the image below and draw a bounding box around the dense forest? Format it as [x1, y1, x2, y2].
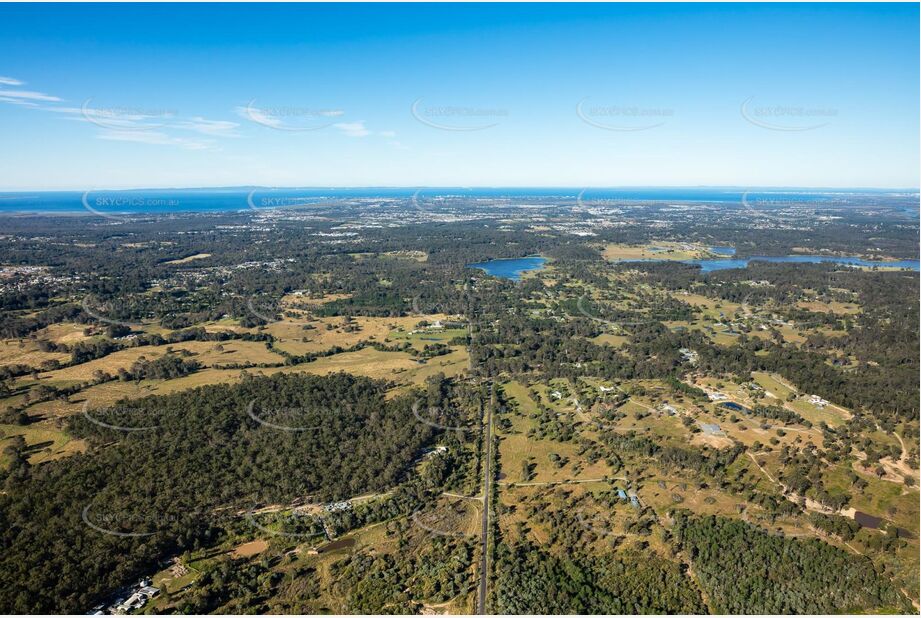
[0, 373, 439, 613]
[492, 541, 705, 613]
[673, 513, 913, 614]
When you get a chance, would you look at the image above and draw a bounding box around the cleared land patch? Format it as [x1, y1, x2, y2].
[163, 253, 212, 264]
[603, 242, 720, 262]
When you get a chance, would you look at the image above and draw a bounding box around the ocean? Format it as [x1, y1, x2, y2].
[0, 187, 916, 215]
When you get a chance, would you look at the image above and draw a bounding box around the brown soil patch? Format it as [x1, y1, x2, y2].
[231, 539, 268, 558]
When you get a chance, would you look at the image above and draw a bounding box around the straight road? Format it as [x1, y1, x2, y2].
[477, 389, 494, 614]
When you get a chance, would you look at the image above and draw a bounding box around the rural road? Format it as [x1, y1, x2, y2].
[477, 387, 494, 615]
[498, 477, 615, 487]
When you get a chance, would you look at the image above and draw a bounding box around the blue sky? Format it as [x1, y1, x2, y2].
[0, 3, 917, 190]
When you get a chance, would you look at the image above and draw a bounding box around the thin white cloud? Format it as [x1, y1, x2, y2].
[0, 96, 40, 107]
[43, 105, 153, 130]
[0, 77, 234, 151]
[80, 105, 172, 130]
[34, 98, 236, 142]
[175, 117, 239, 137]
[334, 121, 370, 137]
[235, 105, 282, 128]
[235, 103, 345, 131]
[96, 129, 212, 150]
[0, 89, 61, 102]
[2, 76, 385, 151]
[43, 105, 85, 115]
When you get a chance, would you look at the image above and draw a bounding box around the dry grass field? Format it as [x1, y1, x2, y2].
[0, 422, 87, 465]
[32, 340, 286, 385]
[163, 253, 212, 264]
[266, 314, 457, 356]
[0, 339, 70, 369]
[35, 322, 97, 345]
[497, 380, 612, 486]
[602, 242, 719, 262]
[291, 346, 469, 386]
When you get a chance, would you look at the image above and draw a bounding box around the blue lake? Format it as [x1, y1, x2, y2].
[690, 254, 920, 273]
[468, 256, 547, 281]
[615, 246, 919, 272]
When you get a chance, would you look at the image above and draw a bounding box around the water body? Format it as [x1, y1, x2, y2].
[0, 189, 321, 215]
[853, 511, 915, 539]
[613, 246, 919, 272]
[617, 247, 921, 273]
[0, 187, 914, 214]
[316, 537, 356, 553]
[853, 511, 884, 529]
[468, 256, 547, 281]
[690, 254, 920, 273]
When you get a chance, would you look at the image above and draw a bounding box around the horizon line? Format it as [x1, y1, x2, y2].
[2, 185, 919, 194]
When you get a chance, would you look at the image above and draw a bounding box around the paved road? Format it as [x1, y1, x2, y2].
[477, 390, 494, 615]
